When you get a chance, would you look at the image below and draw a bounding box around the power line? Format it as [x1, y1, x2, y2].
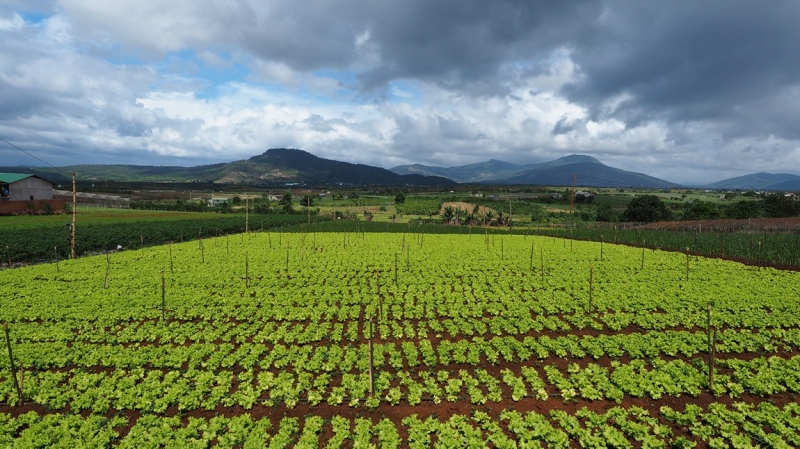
[0, 137, 58, 169]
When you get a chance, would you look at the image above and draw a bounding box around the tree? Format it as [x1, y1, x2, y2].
[681, 200, 722, 220]
[595, 203, 618, 222]
[231, 195, 242, 206]
[622, 195, 672, 222]
[530, 204, 548, 223]
[279, 193, 293, 213]
[441, 205, 455, 224]
[724, 200, 763, 219]
[762, 193, 799, 218]
[395, 192, 405, 204]
[301, 195, 314, 208]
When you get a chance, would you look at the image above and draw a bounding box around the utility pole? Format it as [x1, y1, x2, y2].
[569, 172, 576, 215]
[71, 173, 76, 259]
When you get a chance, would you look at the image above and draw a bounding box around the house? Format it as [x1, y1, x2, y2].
[0, 173, 53, 202]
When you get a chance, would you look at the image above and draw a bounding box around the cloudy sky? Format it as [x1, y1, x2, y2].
[2, 1, 799, 184]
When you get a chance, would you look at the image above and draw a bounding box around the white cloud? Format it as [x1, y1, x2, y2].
[1, 1, 800, 186]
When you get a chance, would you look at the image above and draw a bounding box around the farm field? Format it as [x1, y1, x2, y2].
[0, 207, 236, 230]
[2, 230, 800, 447]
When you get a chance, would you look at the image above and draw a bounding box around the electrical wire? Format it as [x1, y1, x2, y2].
[0, 137, 58, 169]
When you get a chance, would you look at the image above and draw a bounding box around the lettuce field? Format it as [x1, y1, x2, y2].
[1, 228, 800, 447]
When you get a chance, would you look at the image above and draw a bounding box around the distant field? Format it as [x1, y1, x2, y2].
[0, 207, 233, 230]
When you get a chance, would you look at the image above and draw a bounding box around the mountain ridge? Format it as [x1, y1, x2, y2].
[2, 149, 798, 189]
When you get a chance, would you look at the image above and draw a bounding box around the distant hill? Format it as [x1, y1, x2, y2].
[0, 149, 455, 186]
[391, 159, 536, 183]
[704, 173, 800, 191]
[392, 154, 678, 188]
[500, 160, 680, 188]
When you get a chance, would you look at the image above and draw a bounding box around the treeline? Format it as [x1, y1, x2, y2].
[594, 193, 800, 223]
[131, 195, 322, 215]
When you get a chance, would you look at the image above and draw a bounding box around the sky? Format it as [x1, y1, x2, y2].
[1, 1, 800, 185]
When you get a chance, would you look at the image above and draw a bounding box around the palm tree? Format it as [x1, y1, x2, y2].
[441, 205, 455, 225]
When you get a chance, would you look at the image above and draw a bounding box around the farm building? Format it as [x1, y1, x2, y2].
[0, 173, 54, 202]
[52, 190, 131, 208]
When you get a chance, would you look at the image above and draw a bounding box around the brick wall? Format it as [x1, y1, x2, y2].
[0, 200, 68, 216]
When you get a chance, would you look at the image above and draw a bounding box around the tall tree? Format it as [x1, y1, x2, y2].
[622, 195, 672, 222]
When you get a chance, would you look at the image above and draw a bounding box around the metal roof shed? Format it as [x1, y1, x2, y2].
[0, 173, 54, 201]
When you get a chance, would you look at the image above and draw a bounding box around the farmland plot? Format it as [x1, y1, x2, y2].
[1, 230, 799, 447]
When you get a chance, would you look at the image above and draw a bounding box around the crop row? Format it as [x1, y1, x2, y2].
[534, 225, 800, 268]
[3, 402, 800, 448]
[0, 214, 313, 264]
[2, 356, 799, 412]
[3, 329, 799, 372]
[4, 234, 799, 328]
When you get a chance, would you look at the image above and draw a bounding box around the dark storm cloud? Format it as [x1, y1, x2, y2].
[355, 1, 599, 93]
[562, 2, 800, 139]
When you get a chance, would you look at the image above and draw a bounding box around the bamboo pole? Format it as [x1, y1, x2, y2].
[368, 315, 374, 397]
[104, 252, 110, 289]
[641, 240, 645, 270]
[3, 323, 23, 406]
[71, 173, 76, 259]
[686, 248, 690, 281]
[161, 270, 166, 321]
[540, 249, 544, 283]
[589, 263, 594, 312]
[529, 241, 534, 271]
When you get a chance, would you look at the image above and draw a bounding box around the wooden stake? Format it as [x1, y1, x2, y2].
[529, 241, 534, 271]
[686, 248, 690, 281]
[245, 253, 250, 288]
[589, 263, 594, 312]
[394, 253, 398, 286]
[368, 316, 374, 396]
[641, 240, 645, 270]
[707, 303, 714, 393]
[161, 270, 166, 321]
[600, 234, 604, 260]
[3, 323, 23, 406]
[104, 252, 110, 289]
[540, 249, 544, 283]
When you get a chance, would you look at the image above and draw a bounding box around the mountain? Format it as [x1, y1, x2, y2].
[0, 149, 455, 186]
[391, 159, 535, 183]
[704, 173, 800, 191]
[391, 154, 678, 188]
[499, 160, 680, 188]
